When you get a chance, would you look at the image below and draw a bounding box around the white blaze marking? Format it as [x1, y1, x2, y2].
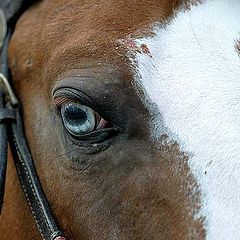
[128, 0, 240, 239]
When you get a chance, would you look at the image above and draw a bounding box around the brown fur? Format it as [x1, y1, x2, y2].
[0, 1, 205, 239]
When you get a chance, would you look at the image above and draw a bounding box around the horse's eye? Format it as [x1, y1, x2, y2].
[61, 102, 97, 136]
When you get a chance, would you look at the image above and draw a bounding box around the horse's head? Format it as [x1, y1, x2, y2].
[2, 0, 240, 239]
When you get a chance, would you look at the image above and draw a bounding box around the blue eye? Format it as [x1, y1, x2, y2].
[61, 102, 96, 136]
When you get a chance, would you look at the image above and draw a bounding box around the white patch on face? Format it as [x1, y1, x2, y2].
[126, 0, 240, 239]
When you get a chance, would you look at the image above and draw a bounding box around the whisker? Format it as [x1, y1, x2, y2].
[46, 146, 80, 163]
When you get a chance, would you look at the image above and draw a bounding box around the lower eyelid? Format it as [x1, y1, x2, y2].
[67, 127, 118, 144]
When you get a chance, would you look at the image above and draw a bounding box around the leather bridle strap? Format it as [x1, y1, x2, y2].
[0, 9, 66, 240]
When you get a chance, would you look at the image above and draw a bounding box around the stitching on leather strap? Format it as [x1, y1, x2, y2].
[11, 127, 50, 240]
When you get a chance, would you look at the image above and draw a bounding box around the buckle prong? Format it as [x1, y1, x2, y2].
[0, 73, 18, 106]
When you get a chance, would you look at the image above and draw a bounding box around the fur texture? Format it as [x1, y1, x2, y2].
[130, 0, 240, 239]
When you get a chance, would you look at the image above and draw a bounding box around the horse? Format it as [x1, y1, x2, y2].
[0, 0, 240, 239]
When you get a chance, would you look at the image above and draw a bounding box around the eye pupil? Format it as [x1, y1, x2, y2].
[64, 107, 87, 126]
[61, 103, 96, 136]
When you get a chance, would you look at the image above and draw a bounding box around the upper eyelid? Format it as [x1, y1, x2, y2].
[52, 87, 96, 109]
[52, 86, 126, 133]
[53, 96, 79, 108]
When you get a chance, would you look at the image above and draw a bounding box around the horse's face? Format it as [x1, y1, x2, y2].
[6, 0, 240, 239]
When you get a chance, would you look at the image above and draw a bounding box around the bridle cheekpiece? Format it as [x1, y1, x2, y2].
[0, 5, 66, 240]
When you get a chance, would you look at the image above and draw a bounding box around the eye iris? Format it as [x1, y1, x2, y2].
[61, 103, 95, 135]
[65, 106, 87, 126]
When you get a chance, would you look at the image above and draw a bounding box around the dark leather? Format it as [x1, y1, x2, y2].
[0, 0, 36, 23]
[0, 3, 66, 240]
[9, 107, 64, 240]
[0, 108, 16, 122]
[0, 14, 11, 212]
[0, 90, 8, 212]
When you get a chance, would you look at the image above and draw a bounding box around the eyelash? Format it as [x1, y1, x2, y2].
[53, 96, 76, 108]
[52, 89, 120, 143]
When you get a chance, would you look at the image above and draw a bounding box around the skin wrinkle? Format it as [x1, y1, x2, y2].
[0, 0, 208, 239]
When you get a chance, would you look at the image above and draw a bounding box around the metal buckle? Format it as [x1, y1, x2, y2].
[0, 10, 18, 106]
[0, 9, 7, 47]
[0, 73, 18, 106]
